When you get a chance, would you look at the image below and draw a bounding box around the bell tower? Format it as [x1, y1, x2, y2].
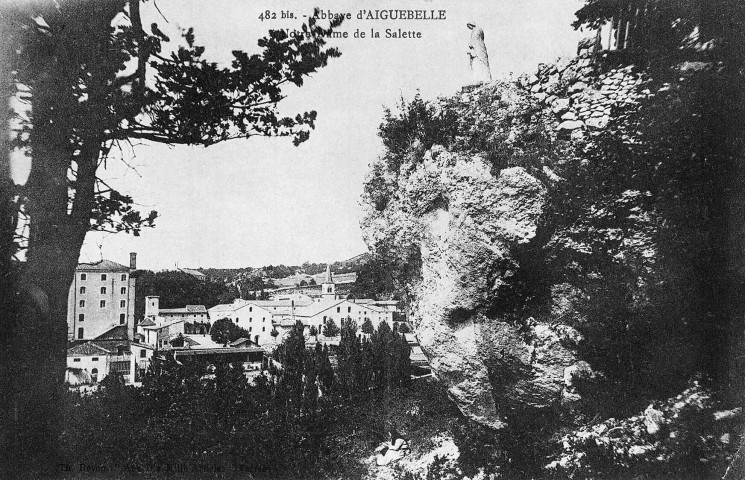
[321, 263, 336, 300]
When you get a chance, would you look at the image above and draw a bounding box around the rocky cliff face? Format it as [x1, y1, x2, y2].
[362, 23, 742, 480]
[361, 49, 716, 436]
[362, 130, 590, 427]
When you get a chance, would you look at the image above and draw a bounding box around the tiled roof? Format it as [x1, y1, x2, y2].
[68, 342, 111, 356]
[90, 339, 131, 354]
[160, 305, 208, 314]
[251, 299, 314, 308]
[76, 259, 129, 272]
[209, 303, 239, 313]
[351, 298, 375, 304]
[183, 336, 201, 347]
[277, 318, 306, 327]
[142, 318, 185, 331]
[293, 300, 346, 318]
[184, 335, 222, 348]
[139, 318, 156, 327]
[95, 325, 129, 340]
[173, 346, 264, 356]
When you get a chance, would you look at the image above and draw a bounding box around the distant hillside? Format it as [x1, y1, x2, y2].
[197, 253, 371, 284]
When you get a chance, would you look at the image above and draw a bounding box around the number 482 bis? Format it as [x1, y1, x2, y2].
[259, 10, 294, 21]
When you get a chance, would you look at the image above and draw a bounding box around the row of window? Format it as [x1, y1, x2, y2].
[77, 312, 127, 324]
[332, 306, 369, 314]
[80, 273, 127, 282]
[248, 326, 266, 333]
[79, 299, 127, 308]
[235, 317, 266, 323]
[79, 286, 127, 295]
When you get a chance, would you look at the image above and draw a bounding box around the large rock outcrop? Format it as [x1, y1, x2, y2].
[363, 144, 584, 428]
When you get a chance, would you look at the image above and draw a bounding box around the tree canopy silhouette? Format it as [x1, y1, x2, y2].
[1, 1, 343, 474]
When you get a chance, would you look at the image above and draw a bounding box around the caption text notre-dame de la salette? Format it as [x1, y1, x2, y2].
[258, 8, 448, 40]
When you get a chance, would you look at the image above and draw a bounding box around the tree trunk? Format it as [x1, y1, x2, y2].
[4, 67, 94, 473]
[12, 218, 85, 475]
[0, 7, 21, 475]
[8, 166, 90, 475]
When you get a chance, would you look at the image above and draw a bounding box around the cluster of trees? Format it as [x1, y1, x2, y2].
[297, 258, 364, 276]
[348, 254, 398, 300]
[323, 319, 340, 337]
[336, 319, 410, 396]
[59, 318, 412, 477]
[133, 270, 238, 319]
[209, 318, 252, 345]
[272, 323, 336, 413]
[184, 321, 210, 335]
[0, 1, 345, 471]
[62, 357, 337, 476]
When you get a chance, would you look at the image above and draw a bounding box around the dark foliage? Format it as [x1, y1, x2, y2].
[361, 318, 375, 334]
[133, 270, 236, 320]
[322, 318, 340, 337]
[348, 254, 398, 300]
[60, 315, 416, 478]
[336, 319, 410, 397]
[2, 3, 345, 474]
[210, 317, 250, 345]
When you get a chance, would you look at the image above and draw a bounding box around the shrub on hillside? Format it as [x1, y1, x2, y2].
[545, 379, 741, 479]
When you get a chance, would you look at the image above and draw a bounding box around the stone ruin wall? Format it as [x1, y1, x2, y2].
[517, 44, 651, 139]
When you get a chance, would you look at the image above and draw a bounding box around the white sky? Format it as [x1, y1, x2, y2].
[13, 0, 587, 270]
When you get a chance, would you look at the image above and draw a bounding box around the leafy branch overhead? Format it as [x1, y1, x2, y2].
[10, 2, 343, 239]
[142, 15, 343, 146]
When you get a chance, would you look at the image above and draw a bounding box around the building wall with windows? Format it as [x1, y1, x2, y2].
[232, 303, 274, 346]
[144, 296, 210, 324]
[271, 299, 394, 341]
[208, 299, 296, 346]
[129, 342, 155, 383]
[66, 339, 156, 386]
[67, 346, 109, 383]
[66, 256, 137, 341]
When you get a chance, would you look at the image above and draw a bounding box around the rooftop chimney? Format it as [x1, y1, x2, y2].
[129, 252, 137, 270]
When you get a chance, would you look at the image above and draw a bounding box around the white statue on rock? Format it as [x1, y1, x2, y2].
[467, 22, 492, 84]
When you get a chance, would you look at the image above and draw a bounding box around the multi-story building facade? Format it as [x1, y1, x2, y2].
[66, 325, 156, 386]
[66, 253, 137, 341]
[143, 295, 209, 323]
[271, 299, 394, 343]
[208, 298, 310, 346]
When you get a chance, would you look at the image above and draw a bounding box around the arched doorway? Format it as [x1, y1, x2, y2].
[91, 368, 98, 383]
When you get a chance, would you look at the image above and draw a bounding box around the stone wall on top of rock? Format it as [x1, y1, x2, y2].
[517, 49, 650, 138]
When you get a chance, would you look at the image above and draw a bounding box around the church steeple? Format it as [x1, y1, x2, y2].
[321, 263, 336, 300]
